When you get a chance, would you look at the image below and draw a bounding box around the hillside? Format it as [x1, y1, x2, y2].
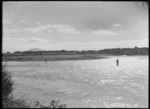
[27, 48, 43, 52]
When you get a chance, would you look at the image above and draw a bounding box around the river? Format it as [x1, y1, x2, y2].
[3, 56, 148, 108]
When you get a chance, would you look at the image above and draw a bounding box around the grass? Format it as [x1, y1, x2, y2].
[3, 96, 67, 108]
[3, 96, 66, 108]
[2, 64, 67, 108]
[3, 95, 31, 108]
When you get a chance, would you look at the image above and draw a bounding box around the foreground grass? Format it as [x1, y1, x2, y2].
[3, 95, 31, 108]
[3, 96, 66, 108]
[2, 64, 66, 108]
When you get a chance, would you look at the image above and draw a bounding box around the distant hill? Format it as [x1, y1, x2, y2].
[27, 48, 43, 52]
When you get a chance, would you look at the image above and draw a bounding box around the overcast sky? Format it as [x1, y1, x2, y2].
[3, 2, 148, 53]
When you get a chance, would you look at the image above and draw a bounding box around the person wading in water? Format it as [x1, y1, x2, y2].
[116, 58, 119, 66]
[45, 59, 47, 63]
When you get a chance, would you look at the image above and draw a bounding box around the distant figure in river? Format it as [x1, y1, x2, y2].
[45, 59, 47, 63]
[116, 58, 119, 66]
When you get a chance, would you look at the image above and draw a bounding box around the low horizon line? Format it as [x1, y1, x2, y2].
[3, 46, 149, 53]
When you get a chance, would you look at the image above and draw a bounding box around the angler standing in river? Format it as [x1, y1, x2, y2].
[45, 59, 47, 63]
[116, 58, 119, 66]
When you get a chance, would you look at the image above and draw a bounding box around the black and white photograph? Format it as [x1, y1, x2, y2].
[2, 1, 148, 108]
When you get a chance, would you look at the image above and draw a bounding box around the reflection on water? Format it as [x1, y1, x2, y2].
[3, 56, 148, 108]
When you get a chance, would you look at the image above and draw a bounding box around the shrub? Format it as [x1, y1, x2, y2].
[2, 64, 14, 100]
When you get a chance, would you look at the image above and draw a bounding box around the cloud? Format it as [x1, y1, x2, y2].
[45, 39, 147, 51]
[3, 19, 11, 24]
[3, 37, 29, 46]
[3, 37, 52, 52]
[109, 23, 121, 30]
[29, 37, 46, 42]
[36, 22, 41, 25]
[3, 37, 22, 41]
[92, 29, 119, 36]
[4, 29, 20, 33]
[52, 24, 81, 34]
[19, 20, 27, 23]
[16, 2, 39, 7]
[23, 24, 81, 34]
[112, 23, 121, 27]
[23, 24, 52, 33]
[3, 37, 54, 44]
[139, 38, 148, 47]
[28, 37, 53, 43]
[47, 29, 53, 33]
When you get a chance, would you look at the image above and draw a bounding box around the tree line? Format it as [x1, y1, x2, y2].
[4, 47, 149, 56]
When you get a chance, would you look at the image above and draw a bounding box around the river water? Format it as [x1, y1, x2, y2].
[3, 56, 148, 108]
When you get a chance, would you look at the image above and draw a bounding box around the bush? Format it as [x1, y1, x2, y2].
[2, 64, 14, 100]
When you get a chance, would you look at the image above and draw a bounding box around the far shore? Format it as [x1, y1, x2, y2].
[3, 54, 148, 62]
[2, 54, 109, 62]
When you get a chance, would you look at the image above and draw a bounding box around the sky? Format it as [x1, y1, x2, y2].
[3, 2, 148, 53]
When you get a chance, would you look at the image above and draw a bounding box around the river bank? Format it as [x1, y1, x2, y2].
[3, 54, 109, 62]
